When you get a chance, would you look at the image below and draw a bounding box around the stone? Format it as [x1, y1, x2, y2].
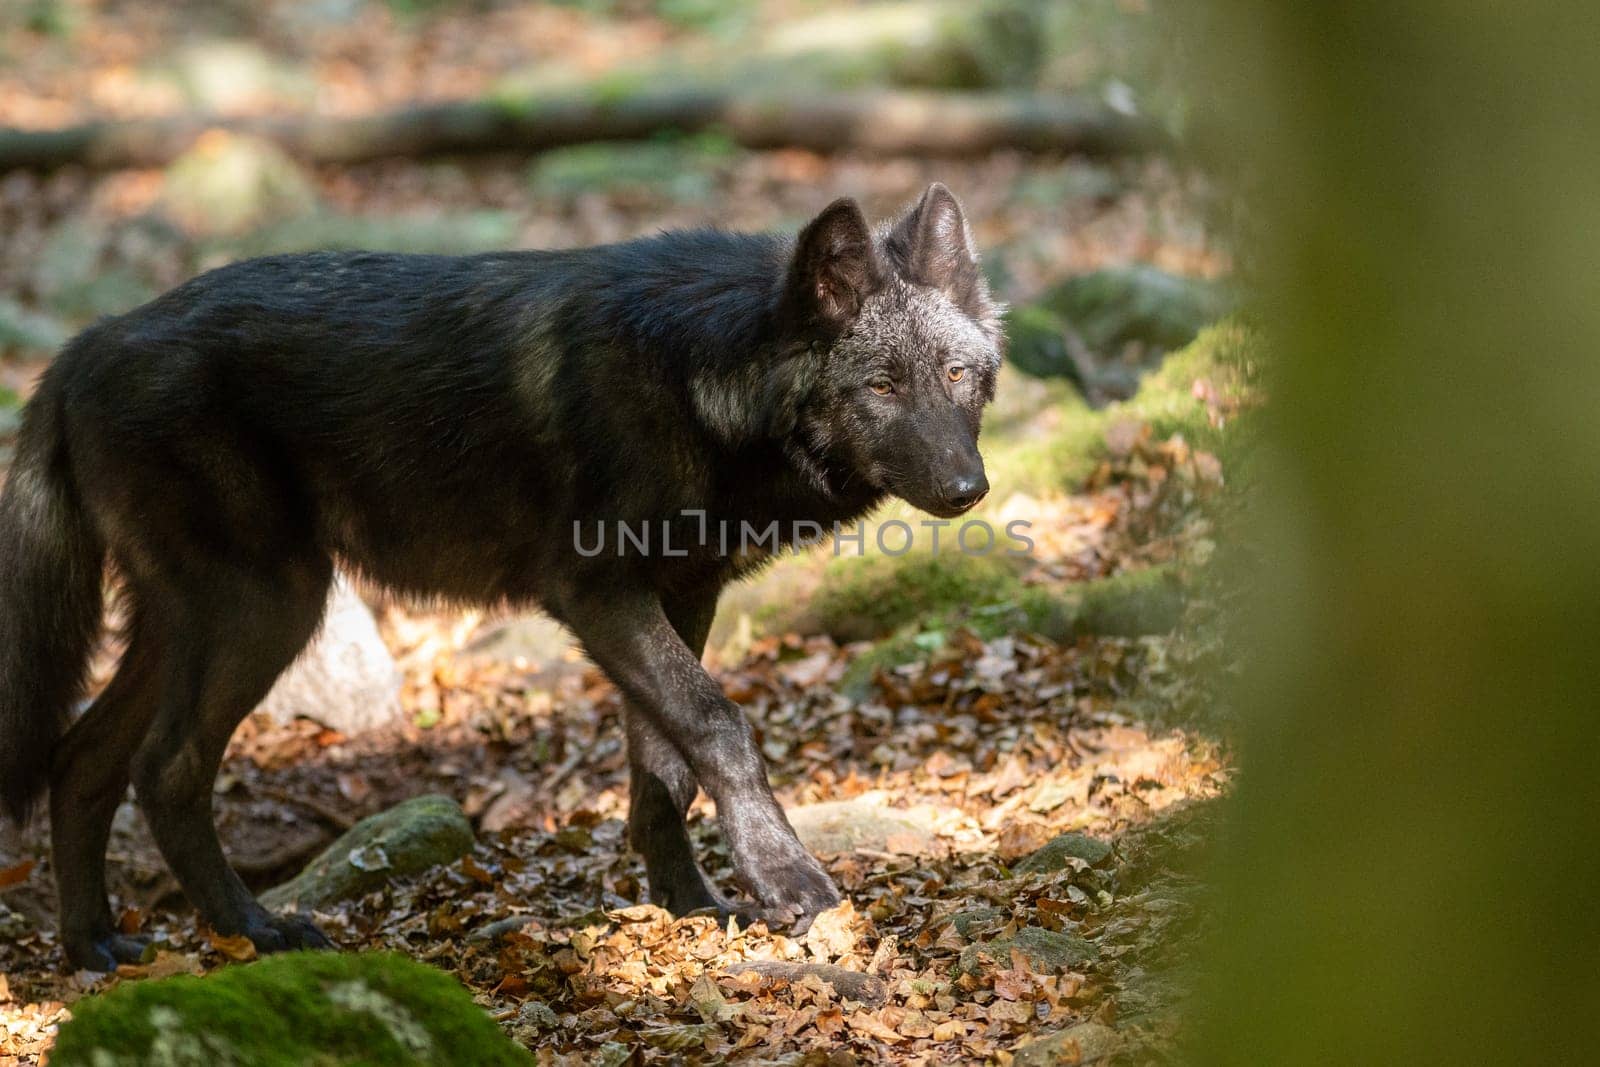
[462, 614, 582, 677]
[49, 950, 530, 1066]
[949, 906, 1004, 937]
[786, 792, 939, 855]
[723, 961, 887, 1007]
[1012, 1022, 1122, 1066]
[1037, 266, 1234, 360]
[259, 575, 402, 735]
[161, 131, 318, 236]
[957, 926, 1099, 976]
[1015, 832, 1115, 875]
[261, 795, 473, 912]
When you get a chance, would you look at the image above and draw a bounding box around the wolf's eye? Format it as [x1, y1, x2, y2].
[948, 366, 966, 383]
[869, 380, 895, 396]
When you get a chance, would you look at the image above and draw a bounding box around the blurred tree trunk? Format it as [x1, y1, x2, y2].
[1196, 2, 1600, 1063]
[0, 90, 1160, 173]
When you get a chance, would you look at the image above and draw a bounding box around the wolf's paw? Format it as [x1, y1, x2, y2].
[65, 931, 151, 972]
[244, 912, 335, 954]
[747, 853, 842, 934]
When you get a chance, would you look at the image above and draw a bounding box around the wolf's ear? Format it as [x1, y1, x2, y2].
[786, 198, 883, 336]
[887, 182, 980, 300]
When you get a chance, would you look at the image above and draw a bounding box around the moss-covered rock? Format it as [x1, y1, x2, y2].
[949, 906, 1005, 938]
[1007, 267, 1237, 408]
[527, 135, 736, 202]
[1005, 303, 1090, 389]
[957, 926, 1099, 976]
[837, 564, 1185, 696]
[162, 131, 318, 236]
[1036, 265, 1234, 359]
[1115, 319, 1259, 451]
[1057, 565, 1186, 639]
[0, 297, 69, 356]
[719, 324, 1260, 659]
[50, 950, 531, 1066]
[261, 795, 473, 912]
[1012, 1022, 1122, 1066]
[876, 2, 1046, 91]
[1015, 832, 1115, 875]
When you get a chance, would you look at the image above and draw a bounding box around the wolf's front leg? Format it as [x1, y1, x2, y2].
[564, 590, 840, 928]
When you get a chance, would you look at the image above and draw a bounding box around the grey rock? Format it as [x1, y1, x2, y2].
[463, 614, 582, 676]
[957, 925, 1099, 976]
[161, 132, 318, 236]
[262, 795, 473, 912]
[1038, 266, 1234, 359]
[949, 906, 1004, 937]
[787, 793, 938, 855]
[1013, 1022, 1122, 1066]
[1015, 832, 1115, 875]
[259, 575, 402, 735]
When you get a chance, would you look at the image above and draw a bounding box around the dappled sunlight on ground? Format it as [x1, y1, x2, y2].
[1, 588, 1226, 1062]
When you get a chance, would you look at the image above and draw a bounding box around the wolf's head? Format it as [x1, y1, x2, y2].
[779, 184, 1005, 519]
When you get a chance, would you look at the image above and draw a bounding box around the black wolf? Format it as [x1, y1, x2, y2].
[0, 183, 1002, 971]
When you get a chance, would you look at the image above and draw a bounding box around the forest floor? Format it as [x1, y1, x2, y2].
[0, 3, 1244, 1064]
[0, 444, 1233, 1065]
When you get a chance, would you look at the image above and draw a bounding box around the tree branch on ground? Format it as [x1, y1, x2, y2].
[0, 89, 1164, 173]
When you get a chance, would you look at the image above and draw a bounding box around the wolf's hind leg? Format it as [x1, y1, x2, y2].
[130, 555, 333, 954]
[626, 585, 734, 916]
[51, 609, 163, 971]
[627, 710, 732, 915]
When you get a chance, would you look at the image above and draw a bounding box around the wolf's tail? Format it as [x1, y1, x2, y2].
[0, 376, 104, 825]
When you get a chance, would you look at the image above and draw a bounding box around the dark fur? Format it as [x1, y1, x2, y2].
[0, 184, 1002, 970]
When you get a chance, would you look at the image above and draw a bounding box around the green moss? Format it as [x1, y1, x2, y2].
[50, 951, 531, 1066]
[723, 324, 1259, 661]
[1014, 832, 1115, 874]
[1004, 303, 1085, 387]
[1115, 319, 1260, 450]
[1035, 266, 1235, 358]
[587, 69, 653, 108]
[987, 318, 1263, 497]
[261, 795, 473, 912]
[986, 412, 1106, 493]
[809, 550, 1026, 644]
[838, 566, 1184, 697]
[1070, 565, 1186, 637]
[527, 135, 737, 201]
[957, 926, 1099, 977]
[486, 86, 547, 122]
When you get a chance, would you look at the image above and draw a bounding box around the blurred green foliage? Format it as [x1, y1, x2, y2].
[527, 133, 738, 201]
[216, 211, 521, 260]
[1193, 2, 1600, 1063]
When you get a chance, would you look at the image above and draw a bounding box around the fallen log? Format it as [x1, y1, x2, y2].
[0, 89, 1163, 173]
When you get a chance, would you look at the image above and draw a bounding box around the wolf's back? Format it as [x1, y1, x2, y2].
[0, 367, 104, 824]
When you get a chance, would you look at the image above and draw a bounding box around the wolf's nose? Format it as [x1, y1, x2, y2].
[943, 474, 989, 512]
